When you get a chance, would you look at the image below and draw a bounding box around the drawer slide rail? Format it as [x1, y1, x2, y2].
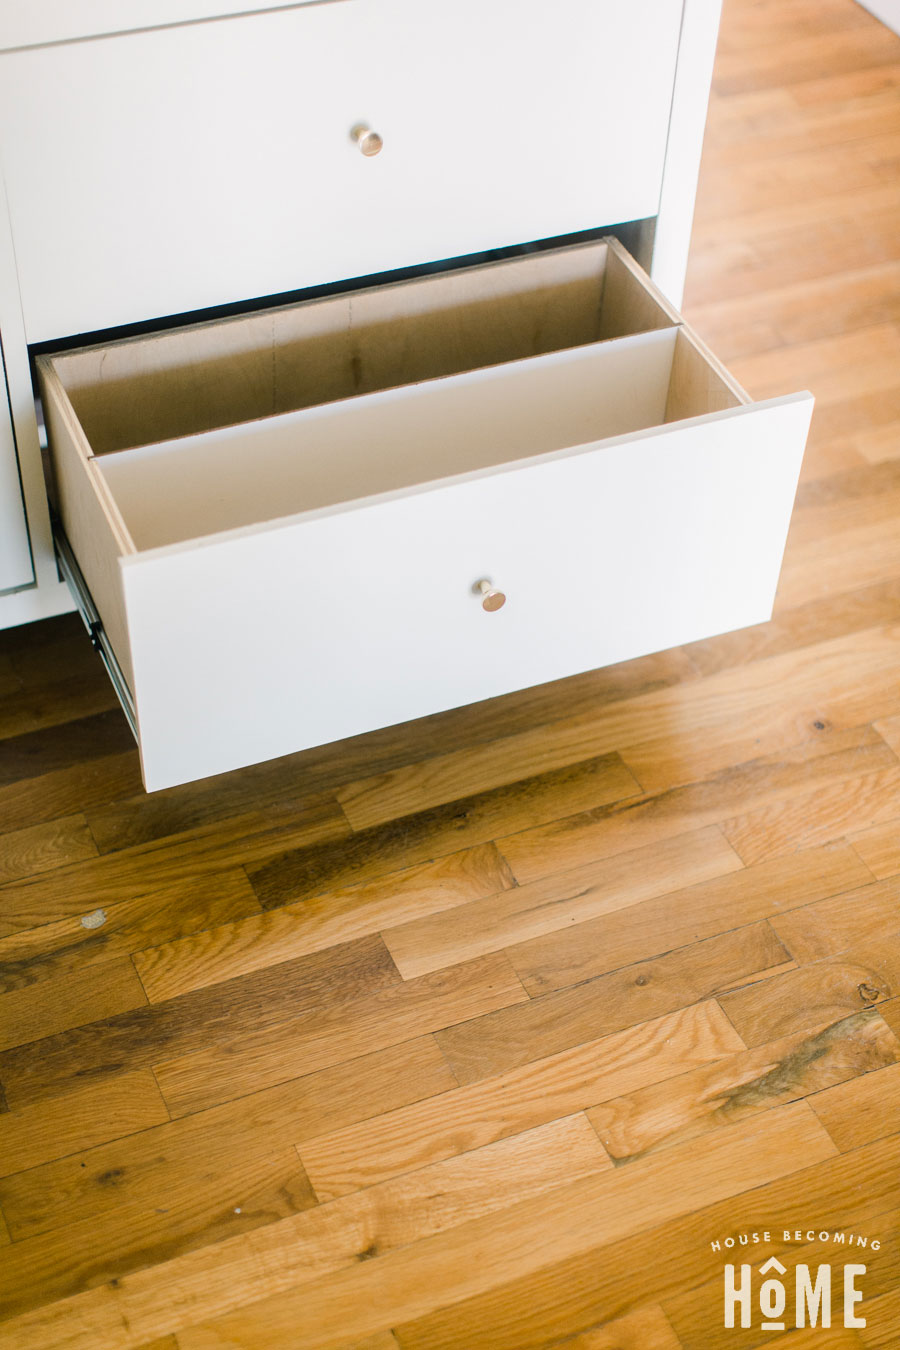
[53, 522, 138, 742]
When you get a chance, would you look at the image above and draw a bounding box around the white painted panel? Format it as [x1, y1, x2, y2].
[121, 393, 813, 790]
[0, 0, 330, 52]
[651, 0, 723, 305]
[0, 382, 33, 592]
[855, 0, 900, 35]
[0, 0, 682, 341]
[98, 332, 679, 547]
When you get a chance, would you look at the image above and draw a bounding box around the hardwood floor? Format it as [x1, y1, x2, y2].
[3, 0, 900, 1345]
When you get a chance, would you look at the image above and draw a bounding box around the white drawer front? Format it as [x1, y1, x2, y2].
[0, 0, 682, 341]
[122, 395, 810, 791]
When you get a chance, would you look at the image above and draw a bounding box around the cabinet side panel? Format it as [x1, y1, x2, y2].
[0, 348, 33, 591]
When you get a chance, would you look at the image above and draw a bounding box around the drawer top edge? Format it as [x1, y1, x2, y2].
[114, 389, 815, 570]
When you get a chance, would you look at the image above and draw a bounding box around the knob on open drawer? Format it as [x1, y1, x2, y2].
[476, 579, 506, 612]
[351, 123, 383, 157]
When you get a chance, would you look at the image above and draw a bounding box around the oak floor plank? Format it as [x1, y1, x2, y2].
[498, 724, 896, 885]
[0, 1070, 170, 1178]
[541, 1306, 683, 1350]
[382, 827, 742, 981]
[433, 927, 786, 1088]
[336, 720, 643, 832]
[769, 878, 900, 963]
[861, 1285, 900, 1349]
[0, 748, 141, 838]
[0, 1036, 453, 1318]
[298, 1001, 742, 1201]
[680, 578, 900, 682]
[168, 1106, 835, 1350]
[0, 956, 148, 1054]
[0, 1133, 317, 1246]
[0, 933, 401, 1111]
[0, 869, 261, 995]
[0, 814, 98, 888]
[809, 1060, 900, 1152]
[718, 935, 900, 1047]
[586, 1010, 899, 1164]
[848, 816, 900, 879]
[246, 753, 641, 910]
[133, 843, 513, 1004]
[0, 673, 121, 746]
[152, 952, 525, 1118]
[721, 763, 900, 865]
[0, 790, 349, 937]
[687, 257, 900, 366]
[503, 843, 869, 999]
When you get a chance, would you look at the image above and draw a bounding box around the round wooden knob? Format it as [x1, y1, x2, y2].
[351, 124, 383, 157]
[477, 579, 506, 612]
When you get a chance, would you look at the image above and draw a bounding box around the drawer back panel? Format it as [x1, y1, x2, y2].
[48, 240, 678, 454]
[0, 0, 682, 343]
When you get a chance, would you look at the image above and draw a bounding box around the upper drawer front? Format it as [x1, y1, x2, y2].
[0, 0, 682, 342]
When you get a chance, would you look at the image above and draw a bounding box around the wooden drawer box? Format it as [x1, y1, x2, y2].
[37, 239, 813, 791]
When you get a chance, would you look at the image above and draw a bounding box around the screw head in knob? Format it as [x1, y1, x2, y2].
[351, 123, 383, 156]
[476, 579, 506, 612]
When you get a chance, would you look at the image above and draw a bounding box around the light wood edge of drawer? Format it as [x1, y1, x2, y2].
[36, 355, 138, 687]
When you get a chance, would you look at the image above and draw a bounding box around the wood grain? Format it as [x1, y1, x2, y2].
[719, 935, 900, 1047]
[0, 869, 261, 994]
[246, 753, 640, 909]
[174, 1106, 835, 1350]
[153, 952, 526, 1117]
[0, 790, 349, 937]
[809, 1059, 900, 1152]
[0, 933, 401, 1111]
[388, 1137, 900, 1350]
[499, 720, 898, 883]
[542, 1306, 682, 1350]
[133, 843, 513, 1003]
[504, 843, 869, 999]
[298, 1001, 743, 1201]
[587, 1010, 900, 1163]
[0, 814, 98, 887]
[0, 747, 140, 836]
[770, 877, 900, 962]
[0, 957, 147, 1053]
[0, 1036, 454, 1318]
[382, 826, 742, 981]
[0, 1070, 170, 1178]
[435, 926, 785, 1087]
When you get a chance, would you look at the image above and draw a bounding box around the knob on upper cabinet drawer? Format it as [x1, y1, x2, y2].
[351, 123, 383, 157]
[476, 579, 506, 612]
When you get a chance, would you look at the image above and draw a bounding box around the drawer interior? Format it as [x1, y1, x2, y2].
[46, 239, 680, 455]
[89, 327, 745, 550]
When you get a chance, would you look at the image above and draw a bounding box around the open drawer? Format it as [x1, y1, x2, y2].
[37, 239, 813, 791]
